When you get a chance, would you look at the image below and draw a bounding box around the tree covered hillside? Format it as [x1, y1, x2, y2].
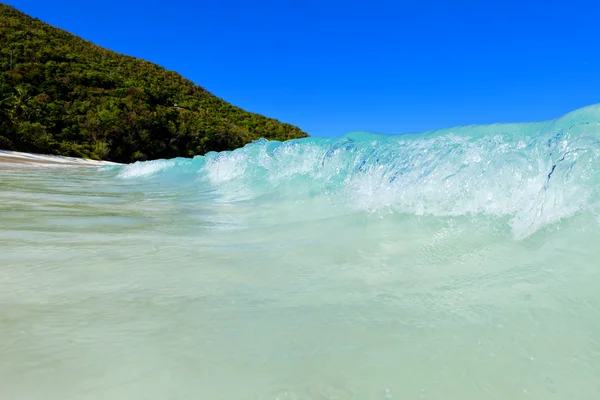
[0, 4, 308, 162]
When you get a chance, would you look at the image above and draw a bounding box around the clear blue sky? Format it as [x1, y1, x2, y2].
[5, 0, 600, 137]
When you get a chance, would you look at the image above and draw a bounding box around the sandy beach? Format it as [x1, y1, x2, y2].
[0, 150, 121, 166]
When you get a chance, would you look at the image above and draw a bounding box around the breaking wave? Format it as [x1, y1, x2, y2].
[113, 104, 600, 238]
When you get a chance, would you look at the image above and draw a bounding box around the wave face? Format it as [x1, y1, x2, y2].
[2, 105, 600, 399]
[116, 104, 600, 238]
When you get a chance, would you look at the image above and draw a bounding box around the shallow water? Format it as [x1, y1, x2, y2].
[2, 105, 600, 399]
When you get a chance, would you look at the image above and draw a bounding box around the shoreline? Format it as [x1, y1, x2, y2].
[0, 150, 121, 167]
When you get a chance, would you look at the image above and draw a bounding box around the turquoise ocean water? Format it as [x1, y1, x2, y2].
[2, 105, 600, 399]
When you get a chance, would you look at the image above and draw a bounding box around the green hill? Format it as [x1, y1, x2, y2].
[0, 4, 308, 163]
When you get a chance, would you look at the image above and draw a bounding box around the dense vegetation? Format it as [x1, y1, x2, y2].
[0, 4, 307, 162]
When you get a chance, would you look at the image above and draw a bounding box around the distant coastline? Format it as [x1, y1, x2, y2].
[0, 150, 120, 166]
[0, 5, 307, 164]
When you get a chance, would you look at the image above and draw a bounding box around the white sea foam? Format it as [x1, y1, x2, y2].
[118, 159, 177, 178]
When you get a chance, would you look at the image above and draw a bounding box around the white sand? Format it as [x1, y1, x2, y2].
[0, 150, 121, 166]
